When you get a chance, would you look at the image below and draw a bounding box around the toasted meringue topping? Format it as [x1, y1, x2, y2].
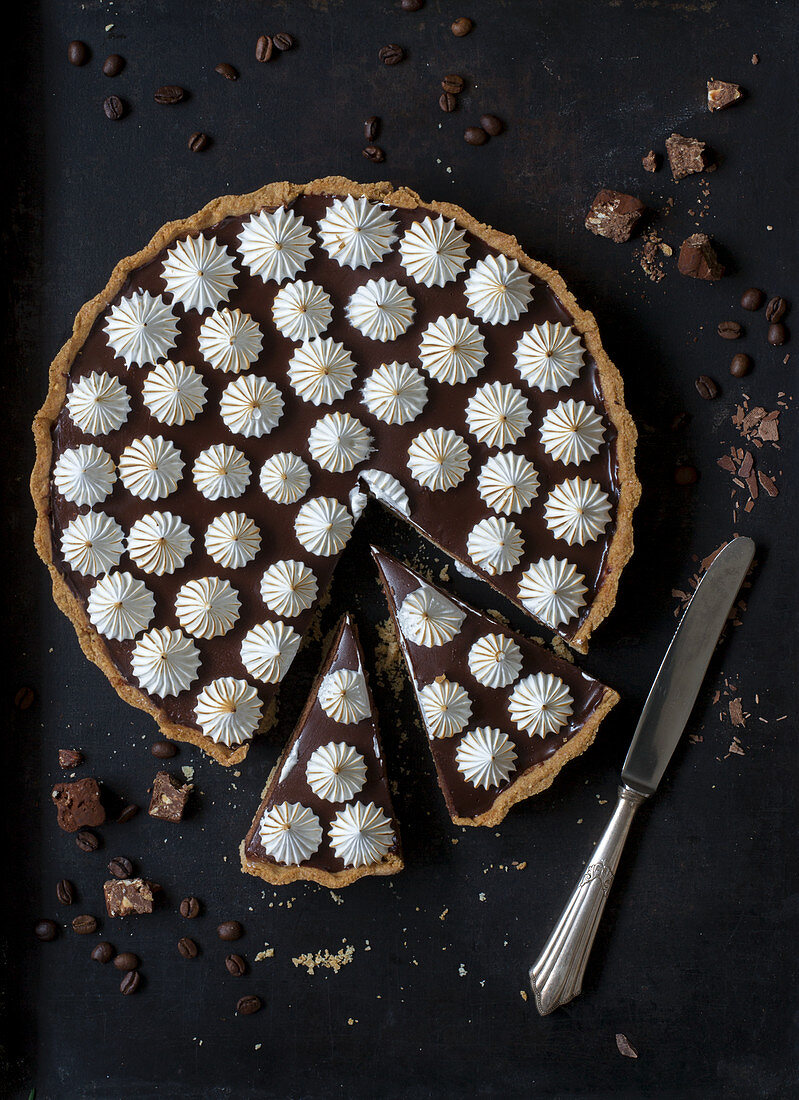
[272, 280, 333, 342]
[399, 215, 469, 287]
[419, 677, 472, 739]
[142, 360, 207, 426]
[193, 444, 251, 500]
[87, 571, 155, 640]
[465, 382, 531, 449]
[287, 338, 357, 406]
[118, 435, 184, 501]
[508, 672, 573, 738]
[195, 676, 262, 746]
[361, 361, 428, 425]
[358, 469, 411, 516]
[197, 308, 263, 374]
[517, 556, 587, 628]
[160, 233, 237, 313]
[514, 321, 585, 392]
[539, 399, 606, 465]
[237, 206, 314, 284]
[205, 511, 261, 568]
[318, 668, 371, 725]
[259, 802, 323, 864]
[219, 374, 284, 438]
[407, 427, 470, 491]
[346, 278, 415, 342]
[318, 196, 397, 269]
[66, 372, 130, 436]
[127, 511, 193, 575]
[308, 411, 373, 473]
[455, 727, 517, 789]
[260, 559, 318, 618]
[398, 584, 465, 647]
[131, 626, 201, 697]
[466, 516, 524, 575]
[103, 290, 179, 368]
[477, 451, 540, 515]
[306, 742, 368, 803]
[175, 576, 241, 639]
[467, 633, 523, 689]
[61, 511, 125, 576]
[328, 801, 395, 867]
[294, 496, 353, 556]
[544, 478, 612, 545]
[464, 254, 533, 325]
[418, 314, 487, 385]
[241, 619, 301, 683]
[259, 452, 311, 505]
[53, 444, 116, 506]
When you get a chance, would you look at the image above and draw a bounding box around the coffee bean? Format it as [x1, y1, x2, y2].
[215, 63, 238, 81]
[154, 85, 185, 105]
[717, 320, 743, 340]
[14, 685, 36, 710]
[441, 74, 465, 94]
[116, 804, 139, 824]
[120, 970, 141, 995]
[180, 897, 201, 919]
[674, 464, 699, 486]
[103, 96, 125, 121]
[72, 914, 98, 935]
[363, 145, 385, 163]
[91, 942, 115, 964]
[439, 93, 458, 112]
[379, 44, 405, 65]
[102, 54, 125, 77]
[402, 0, 425, 10]
[740, 287, 764, 311]
[151, 740, 178, 759]
[35, 919, 58, 942]
[56, 879, 75, 905]
[236, 994, 262, 1016]
[68, 41, 88, 67]
[694, 375, 719, 400]
[108, 856, 134, 880]
[58, 748, 83, 769]
[464, 126, 488, 146]
[255, 35, 273, 63]
[217, 920, 243, 942]
[730, 353, 752, 377]
[178, 937, 199, 959]
[364, 116, 380, 142]
[273, 33, 295, 52]
[765, 296, 787, 323]
[113, 952, 139, 972]
[188, 131, 209, 153]
[225, 953, 247, 976]
[767, 322, 787, 346]
[76, 830, 100, 852]
[480, 114, 504, 136]
[451, 17, 474, 36]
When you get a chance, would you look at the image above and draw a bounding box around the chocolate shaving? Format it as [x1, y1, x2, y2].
[729, 698, 745, 727]
[757, 472, 778, 497]
[615, 1034, 639, 1059]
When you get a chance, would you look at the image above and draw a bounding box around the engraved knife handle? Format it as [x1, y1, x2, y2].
[529, 784, 648, 1016]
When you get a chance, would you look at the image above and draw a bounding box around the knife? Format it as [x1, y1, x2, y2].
[529, 536, 755, 1016]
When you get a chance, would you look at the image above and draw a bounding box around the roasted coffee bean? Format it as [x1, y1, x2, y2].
[674, 465, 699, 486]
[378, 44, 404, 65]
[441, 74, 465, 94]
[91, 942, 115, 963]
[56, 879, 75, 905]
[188, 131, 209, 153]
[215, 62, 239, 81]
[103, 96, 125, 121]
[236, 994, 262, 1016]
[740, 287, 764, 311]
[362, 145, 385, 163]
[120, 970, 141, 995]
[255, 35, 273, 63]
[694, 374, 719, 400]
[76, 830, 100, 852]
[765, 296, 787, 323]
[108, 856, 134, 880]
[217, 920, 243, 942]
[58, 748, 83, 768]
[439, 93, 458, 112]
[225, 953, 247, 976]
[273, 33, 294, 51]
[180, 896, 201, 919]
[35, 919, 58, 942]
[154, 85, 185, 105]
[178, 937, 199, 959]
[480, 114, 504, 136]
[767, 322, 787, 346]
[402, 0, 425, 10]
[364, 116, 380, 142]
[464, 126, 488, 146]
[151, 740, 178, 759]
[116, 804, 139, 824]
[14, 685, 36, 710]
[113, 952, 139, 972]
[68, 41, 88, 67]
[102, 54, 125, 77]
[717, 320, 743, 340]
[72, 914, 98, 935]
[730, 353, 752, 377]
[451, 16, 474, 36]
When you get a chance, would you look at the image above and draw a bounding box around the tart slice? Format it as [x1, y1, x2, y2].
[372, 547, 618, 827]
[240, 613, 403, 886]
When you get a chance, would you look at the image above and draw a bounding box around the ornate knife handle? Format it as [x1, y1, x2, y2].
[530, 784, 648, 1015]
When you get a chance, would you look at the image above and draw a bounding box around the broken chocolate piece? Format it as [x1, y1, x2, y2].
[707, 80, 744, 112]
[665, 133, 714, 180]
[678, 233, 725, 280]
[585, 189, 646, 243]
[148, 771, 192, 822]
[103, 877, 158, 917]
[51, 778, 106, 833]
[58, 748, 84, 769]
[642, 150, 659, 173]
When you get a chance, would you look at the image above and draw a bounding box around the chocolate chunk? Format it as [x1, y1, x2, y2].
[58, 748, 83, 769]
[103, 877, 158, 917]
[585, 189, 646, 243]
[740, 287, 764, 311]
[642, 150, 659, 173]
[148, 771, 192, 821]
[52, 778, 105, 833]
[678, 233, 724, 280]
[665, 133, 713, 180]
[707, 79, 744, 112]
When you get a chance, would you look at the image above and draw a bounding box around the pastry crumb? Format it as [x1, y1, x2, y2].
[292, 944, 356, 975]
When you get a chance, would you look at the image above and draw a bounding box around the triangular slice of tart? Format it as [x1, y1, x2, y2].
[241, 613, 403, 886]
[372, 547, 618, 827]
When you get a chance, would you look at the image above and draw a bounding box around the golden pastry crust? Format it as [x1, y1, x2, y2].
[31, 176, 638, 760]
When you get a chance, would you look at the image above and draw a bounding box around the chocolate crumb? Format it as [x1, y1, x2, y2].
[665, 133, 714, 180]
[678, 233, 724, 280]
[642, 150, 659, 173]
[104, 878, 159, 917]
[707, 79, 744, 112]
[585, 189, 646, 243]
[52, 778, 105, 833]
[148, 771, 193, 822]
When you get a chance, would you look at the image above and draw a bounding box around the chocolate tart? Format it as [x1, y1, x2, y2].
[240, 613, 403, 886]
[372, 547, 618, 826]
[31, 177, 638, 763]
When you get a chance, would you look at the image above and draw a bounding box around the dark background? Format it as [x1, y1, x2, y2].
[3, 2, 797, 1097]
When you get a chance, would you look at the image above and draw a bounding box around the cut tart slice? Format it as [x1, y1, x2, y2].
[372, 547, 618, 827]
[241, 613, 403, 886]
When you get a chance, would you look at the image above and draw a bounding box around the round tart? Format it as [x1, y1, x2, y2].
[32, 177, 639, 765]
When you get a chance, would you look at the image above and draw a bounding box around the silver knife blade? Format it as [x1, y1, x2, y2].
[621, 536, 755, 796]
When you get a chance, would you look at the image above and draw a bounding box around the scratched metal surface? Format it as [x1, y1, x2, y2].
[3, 1, 798, 1097]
